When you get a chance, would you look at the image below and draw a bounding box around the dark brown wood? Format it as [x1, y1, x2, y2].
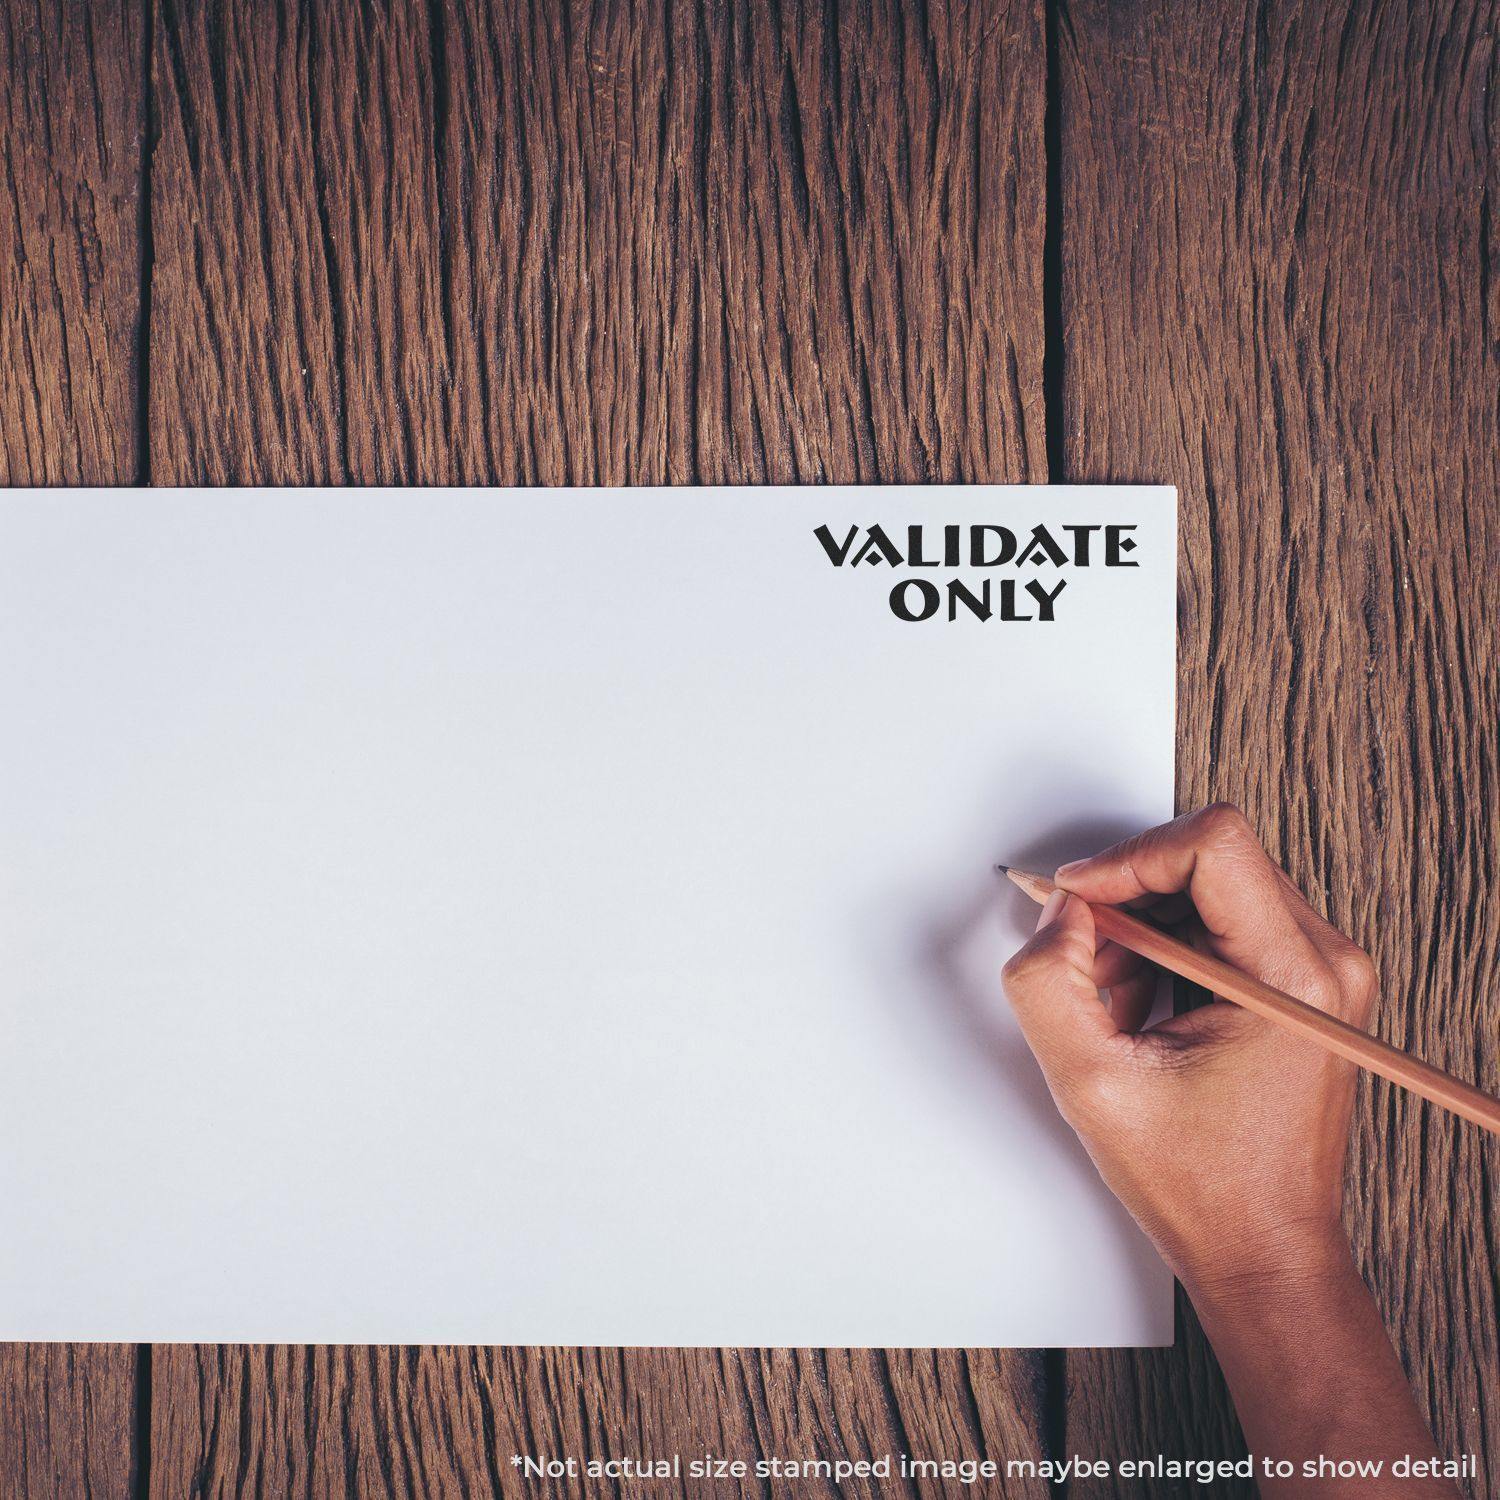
[150, 0, 1048, 492]
[0, 1345, 142, 1500]
[143, 1, 1051, 1494]
[1, 0, 141, 485]
[1058, 0, 1499, 1491]
[0, 0, 143, 1493]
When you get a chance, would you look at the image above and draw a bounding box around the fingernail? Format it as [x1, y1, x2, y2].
[1055, 859, 1084, 882]
[1036, 889, 1067, 930]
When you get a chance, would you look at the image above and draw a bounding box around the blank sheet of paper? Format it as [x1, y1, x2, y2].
[1, 485, 1175, 1346]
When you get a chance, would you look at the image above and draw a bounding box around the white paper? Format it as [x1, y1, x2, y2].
[1, 485, 1176, 1346]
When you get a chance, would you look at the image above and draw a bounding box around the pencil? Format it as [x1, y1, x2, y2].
[999, 865, 1500, 1138]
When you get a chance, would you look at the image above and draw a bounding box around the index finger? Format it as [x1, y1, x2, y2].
[1052, 803, 1337, 999]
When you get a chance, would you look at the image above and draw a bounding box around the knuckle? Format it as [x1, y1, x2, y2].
[1261, 947, 1333, 1009]
[1331, 945, 1378, 1002]
[1003, 924, 1070, 981]
[1306, 981, 1343, 1018]
[1001, 946, 1044, 991]
[1298, 962, 1345, 1011]
[1198, 800, 1254, 845]
[1116, 848, 1150, 892]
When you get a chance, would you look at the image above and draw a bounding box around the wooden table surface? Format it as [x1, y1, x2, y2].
[2, 1, 1495, 1495]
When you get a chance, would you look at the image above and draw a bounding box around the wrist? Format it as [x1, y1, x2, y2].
[1177, 1223, 1360, 1324]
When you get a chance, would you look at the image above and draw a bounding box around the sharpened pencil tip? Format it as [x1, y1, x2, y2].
[993, 862, 1010, 875]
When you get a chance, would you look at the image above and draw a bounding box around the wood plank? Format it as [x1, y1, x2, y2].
[145, 1, 1053, 1493]
[149, 0, 343, 483]
[0, 1345, 143, 1500]
[1058, 0, 1499, 1488]
[432, 0, 1048, 486]
[1, 0, 144, 1493]
[1, 0, 142, 483]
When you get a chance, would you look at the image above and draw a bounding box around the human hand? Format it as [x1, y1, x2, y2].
[1001, 803, 1376, 1297]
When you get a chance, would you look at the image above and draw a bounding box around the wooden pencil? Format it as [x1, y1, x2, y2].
[1000, 866, 1500, 1138]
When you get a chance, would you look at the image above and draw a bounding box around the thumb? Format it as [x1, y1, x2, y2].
[1001, 892, 1118, 1082]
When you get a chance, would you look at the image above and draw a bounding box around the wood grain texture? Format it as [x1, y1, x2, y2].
[151, 0, 1048, 490]
[1, 0, 142, 482]
[0, 1344, 142, 1500]
[144, 1, 1052, 1494]
[0, 1, 143, 1494]
[148, 1347, 1045, 1499]
[149, 0, 343, 483]
[1058, 0, 1499, 1492]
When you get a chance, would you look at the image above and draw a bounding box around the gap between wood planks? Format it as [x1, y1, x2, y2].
[131, 0, 156, 1489]
[1040, 0, 1072, 1489]
[134, 0, 156, 488]
[119, 0, 1079, 1491]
